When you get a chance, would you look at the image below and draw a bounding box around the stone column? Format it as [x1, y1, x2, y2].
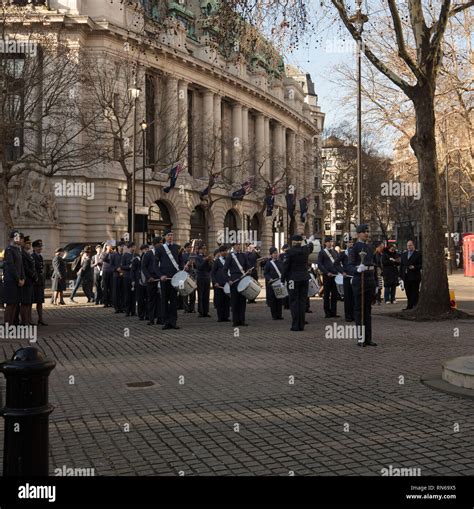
[165, 76, 179, 165]
[264, 117, 270, 181]
[178, 80, 189, 173]
[241, 106, 249, 174]
[255, 113, 265, 180]
[202, 90, 215, 176]
[213, 94, 222, 174]
[286, 130, 296, 192]
[232, 103, 243, 181]
[273, 123, 285, 182]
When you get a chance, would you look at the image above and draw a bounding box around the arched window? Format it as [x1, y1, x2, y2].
[148, 201, 172, 239]
[190, 206, 207, 244]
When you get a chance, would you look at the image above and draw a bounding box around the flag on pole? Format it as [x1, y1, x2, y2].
[231, 178, 253, 200]
[299, 195, 310, 223]
[200, 173, 219, 199]
[265, 185, 276, 217]
[163, 164, 183, 193]
[285, 190, 296, 218]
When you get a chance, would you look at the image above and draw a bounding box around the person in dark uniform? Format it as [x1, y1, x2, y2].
[51, 247, 67, 305]
[211, 245, 230, 322]
[223, 243, 250, 327]
[317, 236, 341, 318]
[20, 236, 37, 325]
[400, 240, 422, 310]
[374, 241, 385, 305]
[336, 239, 355, 322]
[142, 237, 162, 325]
[264, 247, 284, 320]
[31, 239, 47, 325]
[92, 244, 103, 305]
[195, 245, 212, 318]
[281, 235, 313, 332]
[135, 244, 149, 321]
[348, 224, 377, 346]
[279, 244, 290, 310]
[111, 242, 125, 313]
[70, 246, 94, 302]
[156, 230, 183, 330]
[246, 244, 259, 304]
[182, 242, 197, 313]
[121, 242, 136, 316]
[3, 230, 25, 325]
[100, 244, 114, 308]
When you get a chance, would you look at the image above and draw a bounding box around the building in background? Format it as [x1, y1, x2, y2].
[1, 0, 325, 259]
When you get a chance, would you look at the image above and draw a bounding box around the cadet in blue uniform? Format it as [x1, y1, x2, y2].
[281, 235, 313, 332]
[223, 243, 250, 327]
[336, 239, 355, 322]
[195, 245, 213, 318]
[156, 230, 183, 330]
[348, 224, 378, 346]
[264, 247, 284, 320]
[121, 242, 136, 316]
[136, 244, 149, 321]
[142, 237, 162, 325]
[111, 242, 125, 313]
[3, 230, 25, 325]
[211, 245, 230, 322]
[317, 235, 341, 318]
[100, 244, 114, 308]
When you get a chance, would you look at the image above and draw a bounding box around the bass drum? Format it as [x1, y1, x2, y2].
[237, 276, 261, 300]
[171, 270, 197, 297]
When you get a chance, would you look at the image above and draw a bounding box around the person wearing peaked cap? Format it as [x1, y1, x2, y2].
[211, 244, 230, 322]
[223, 241, 250, 327]
[92, 244, 104, 305]
[264, 248, 284, 320]
[136, 243, 150, 321]
[281, 234, 313, 331]
[279, 244, 290, 310]
[142, 237, 162, 325]
[246, 243, 259, 304]
[31, 239, 47, 325]
[110, 241, 125, 313]
[318, 235, 341, 319]
[19, 236, 37, 325]
[121, 242, 136, 317]
[51, 246, 67, 306]
[348, 224, 378, 346]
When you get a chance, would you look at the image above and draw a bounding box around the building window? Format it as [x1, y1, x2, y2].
[118, 188, 126, 202]
[3, 53, 25, 161]
[140, 0, 160, 21]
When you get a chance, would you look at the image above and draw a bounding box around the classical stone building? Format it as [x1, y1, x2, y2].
[2, 0, 325, 259]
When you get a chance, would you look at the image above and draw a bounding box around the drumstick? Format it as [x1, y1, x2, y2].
[229, 268, 253, 286]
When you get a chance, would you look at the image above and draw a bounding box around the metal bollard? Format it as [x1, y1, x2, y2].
[0, 347, 56, 476]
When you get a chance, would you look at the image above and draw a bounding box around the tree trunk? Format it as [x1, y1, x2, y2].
[0, 169, 14, 244]
[410, 85, 451, 317]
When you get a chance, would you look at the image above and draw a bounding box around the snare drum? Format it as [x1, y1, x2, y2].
[307, 274, 320, 297]
[223, 282, 231, 295]
[237, 276, 261, 300]
[171, 270, 197, 297]
[271, 280, 288, 300]
[335, 273, 344, 297]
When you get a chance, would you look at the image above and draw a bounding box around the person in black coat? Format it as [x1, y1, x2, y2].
[100, 244, 114, 308]
[136, 244, 149, 321]
[246, 244, 259, 304]
[156, 231, 183, 330]
[91, 245, 103, 305]
[3, 230, 25, 325]
[279, 244, 290, 310]
[223, 243, 250, 327]
[400, 240, 422, 310]
[264, 247, 284, 320]
[317, 236, 341, 318]
[31, 239, 47, 325]
[51, 247, 67, 305]
[195, 245, 213, 318]
[281, 235, 313, 332]
[111, 242, 125, 313]
[120, 242, 136, 316]
[211, 245, 230, 322]
[20, 236, 37, 325]
[382, 243, 400, 304]
[374, 242, 385, 305]
[142, 237, 162, 325]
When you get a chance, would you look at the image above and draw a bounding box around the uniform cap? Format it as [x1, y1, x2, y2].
[291, 235, 303, 242]
[269, 247, 278, 255]
[356, 224, 369, 233]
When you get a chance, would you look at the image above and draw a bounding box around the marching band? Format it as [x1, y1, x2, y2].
[2, 223, 423, 347]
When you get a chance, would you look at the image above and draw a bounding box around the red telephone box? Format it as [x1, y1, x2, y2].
[463, 234, 474, 277]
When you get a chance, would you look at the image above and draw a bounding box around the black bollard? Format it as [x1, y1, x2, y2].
[0, 347, 56, 476]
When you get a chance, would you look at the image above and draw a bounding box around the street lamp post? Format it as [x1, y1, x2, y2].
[350, 0, 368, 225]
[140, 120, 148, 244]
[128, 85, 141, 242]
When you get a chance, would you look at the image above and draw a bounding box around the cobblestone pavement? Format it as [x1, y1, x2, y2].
[0, 278, 473, 476]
